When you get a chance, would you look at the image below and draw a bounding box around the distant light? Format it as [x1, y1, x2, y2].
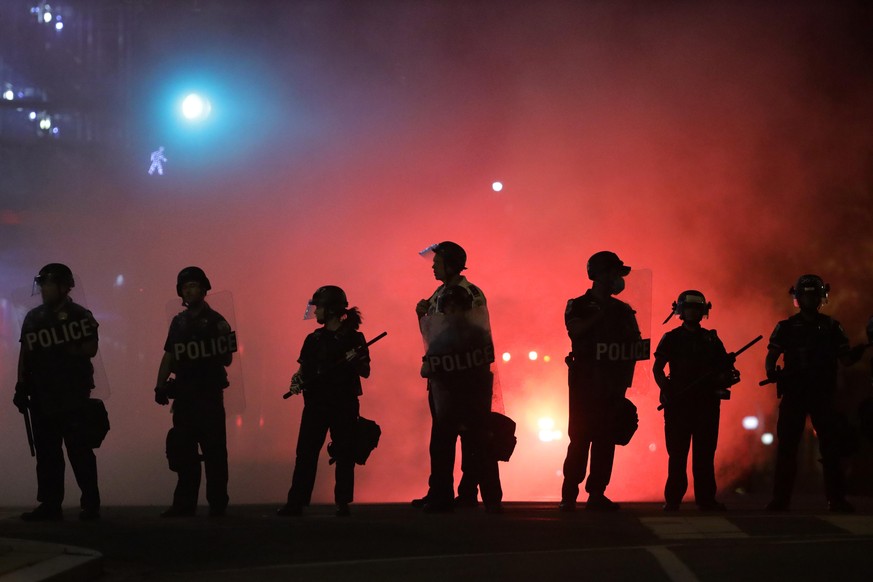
[51, 127, 59, 135]
[537, 417, 561, 442]
[761, 432, 774, 445]
[2, 89, 12, 101]
[39, 117, 51, 130]
[538, 418, 555, 430]
[491, 181, 503, 192]
[43, 11, 52, 23]
[114, 274, 124, 287]
[258, 416, 265, 428]
[742, 416, 759, 431]
[181, 93, 211, 121]
[528, 351, 538, 361]
[543, 355, 551, 363]
[648, 442, 657, 452]
[235, 415, 243, 428]
[502, 352, 511, 362]
[28, 111, 37, 120]
[55, 21, 63, 31]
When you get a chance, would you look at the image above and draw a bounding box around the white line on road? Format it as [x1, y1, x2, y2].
[646, 546, 700, 582]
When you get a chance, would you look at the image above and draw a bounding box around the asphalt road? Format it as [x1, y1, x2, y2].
[2, 496, 872, 581]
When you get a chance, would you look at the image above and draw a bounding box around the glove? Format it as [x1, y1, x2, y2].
[154, 384, 170, 406]
[766, 366, 782, 382]
[13, 386, 29, 413]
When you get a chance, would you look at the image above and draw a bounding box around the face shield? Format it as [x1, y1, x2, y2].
[419, 243, 438, 262]
[303, 301, 319, 321]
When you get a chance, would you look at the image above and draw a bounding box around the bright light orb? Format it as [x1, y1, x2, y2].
[55, 21, 63, 31]
[528, 351, 538, 361]
[761, 432, 774, 445]
[501, 352, 511, 362]
[2, 89, 13, 101]
[491, 181, 503, 192]
[742, 416, 759, 431]
[181, 93, 211, 121]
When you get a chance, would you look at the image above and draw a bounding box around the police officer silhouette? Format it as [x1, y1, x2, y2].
[764, 275, 867, 512]
[560, 251, 642, 512]
[278, 286, 370, 518]
[414, 242, 488, 509]
[155, 267, 236, 517]
[15, 264, 101, 521]
[654, 290, 737, 511]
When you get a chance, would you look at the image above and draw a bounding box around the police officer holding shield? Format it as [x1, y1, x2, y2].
[415, 241, 488, 509]
[420, 286, 503, 513]
[764, 275, 867, 513]
[560, 251, 642, 512]
[14, 264, 101, 521]
[155, 267, 236, 517]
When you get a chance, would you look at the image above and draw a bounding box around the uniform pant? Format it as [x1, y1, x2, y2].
[427, 388, 478, 501]
[772, 394, 846, 503]
[170, 395, 228, 510]
[287, 397, 359, 506]
[428, 385, 502, 506]
[562, 381, 623, 501]
[663, 401, 720, 505]
[31, 407, 100, 510]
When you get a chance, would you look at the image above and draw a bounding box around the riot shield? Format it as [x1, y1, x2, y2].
[9, 277, 111, 400]
[619, 268, 653, 393]
[164, 290, 245, 414]
[419, 305, 500, 426]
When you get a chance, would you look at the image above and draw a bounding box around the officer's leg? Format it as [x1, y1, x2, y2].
[329, 398, 360, 506]
[809, 404, 847, 503]
[691, 404, 720, 506]
[171, 404, 202, 510]
[457, 431, 480, 501]
[63, 425, 100, 511]
[31, 410, 65, 509]
[585, 439, 616, 495]
[771, 398, 806, 505]
[561, 415, 590, 502]
[664, 406, 692, 506]
[427, 417, 458, 506]
[287, 403, 329, 506]
[201, 399, 229, 511]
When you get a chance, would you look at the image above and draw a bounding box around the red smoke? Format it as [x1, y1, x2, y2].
[2, 1, 872, 505]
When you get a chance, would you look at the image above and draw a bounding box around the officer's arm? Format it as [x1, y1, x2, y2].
[156, 351, 174, 386]
[221, 351, 233, 367]
[566, 311, 603, 340]
[356, 340, 371, 379]
[652, 355, 669, 391]
[17, 344, 27, 383]
[764, 347, 781, 377]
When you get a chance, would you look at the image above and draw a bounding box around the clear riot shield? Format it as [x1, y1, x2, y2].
[620, 268, 653, 393]
[419, 304, 500, 425]
[9, 278, 111, 400]
[164, 290, 245, 414]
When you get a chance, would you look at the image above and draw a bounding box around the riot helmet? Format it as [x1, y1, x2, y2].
[587, 251, 631, 281]
[32, 263, 75, 297]
[790, 274, 829, 308]
[176, 266, 212, 298]
[304, 285, 349, 320]
[663, 290, 712, 324]
[420, 241, 468, 275]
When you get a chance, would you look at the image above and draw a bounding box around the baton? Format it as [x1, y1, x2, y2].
[283, 331, 388, 399]
[23, 408, 35, 457]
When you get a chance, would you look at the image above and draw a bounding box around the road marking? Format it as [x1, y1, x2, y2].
[819, 515, 873, 535]
[640, 516, 748, 540]
[646, 546, 700, 582]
